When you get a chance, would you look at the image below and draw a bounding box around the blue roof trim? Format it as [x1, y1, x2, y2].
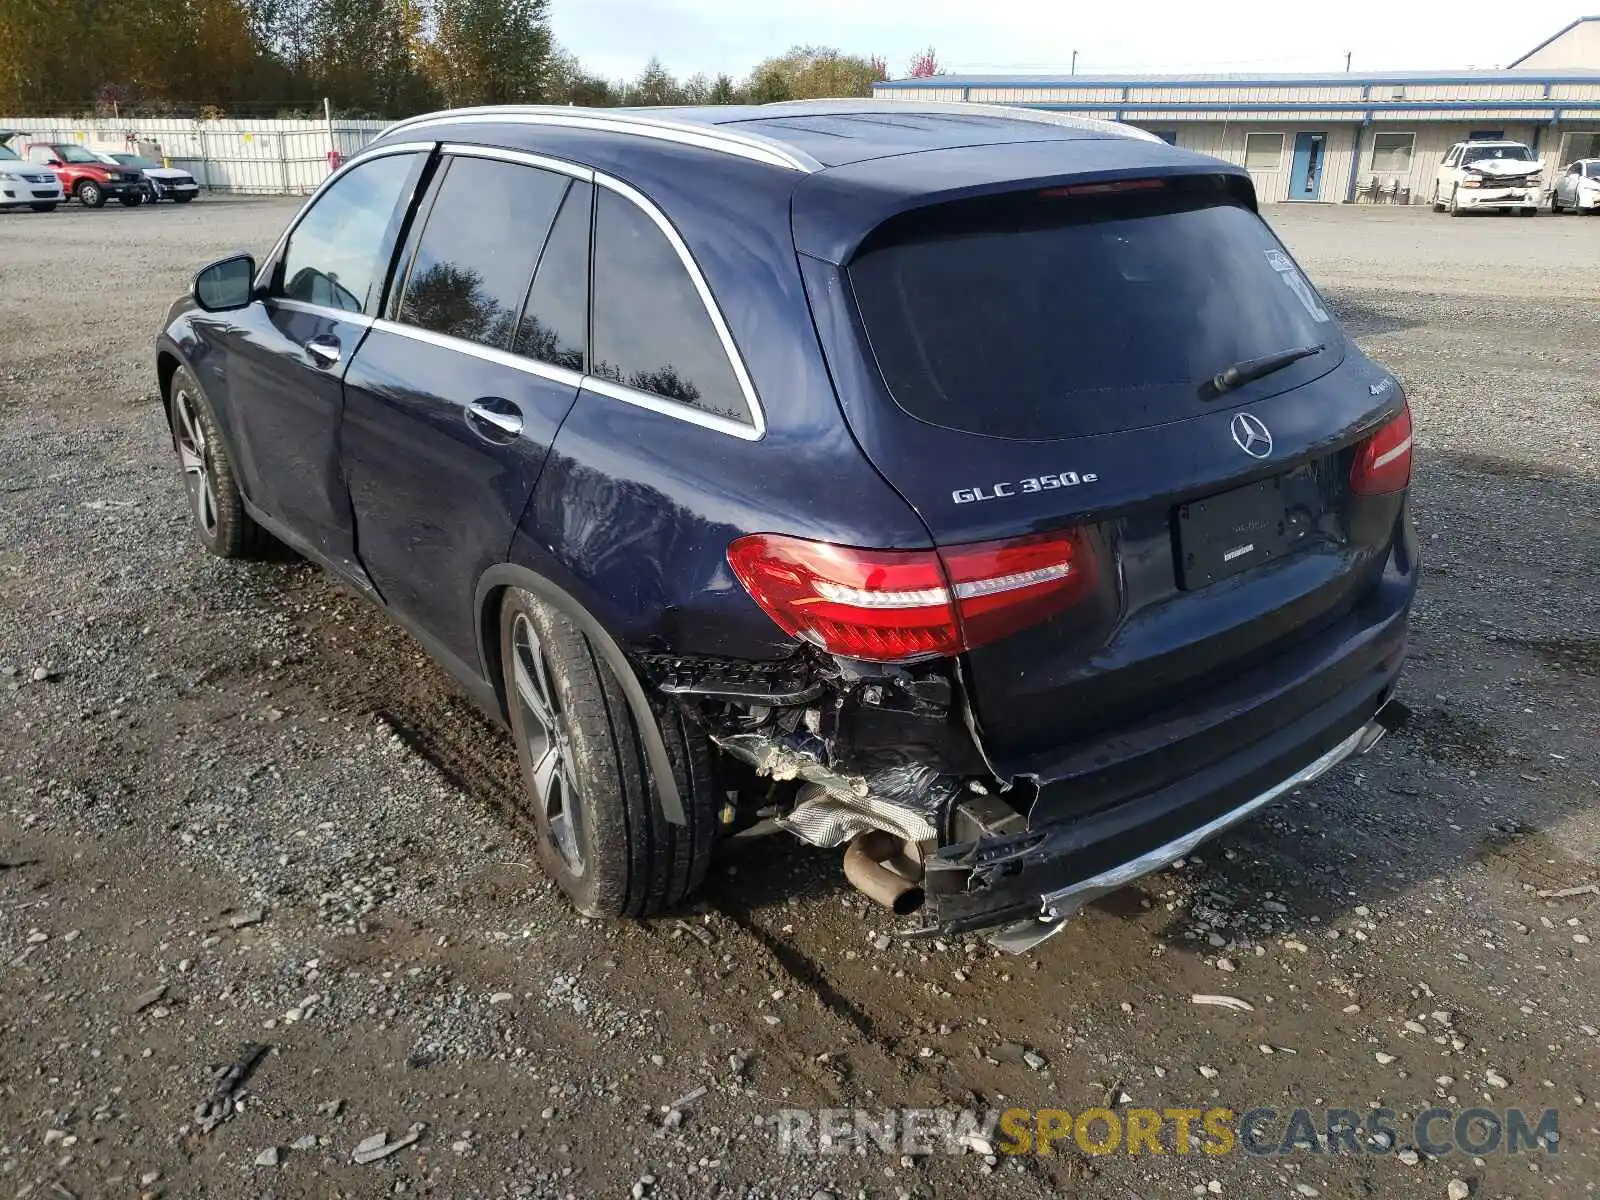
[1020, 100, 1600, 115]
[877, 69, 1600, 90]
[1508, 15, 1599, 68]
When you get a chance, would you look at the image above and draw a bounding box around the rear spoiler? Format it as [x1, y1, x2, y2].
[791, 139, 1254, 264]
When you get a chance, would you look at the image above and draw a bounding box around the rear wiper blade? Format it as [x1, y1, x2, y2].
[1201, 343, 1325, 399]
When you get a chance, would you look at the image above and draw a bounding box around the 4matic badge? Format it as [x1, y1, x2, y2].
[953, 470, 1100, 505]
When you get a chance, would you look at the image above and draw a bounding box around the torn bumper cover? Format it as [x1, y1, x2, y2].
[924, 690, 1409, 952]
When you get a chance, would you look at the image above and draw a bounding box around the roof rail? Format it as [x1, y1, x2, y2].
[377, 105, 822, 173]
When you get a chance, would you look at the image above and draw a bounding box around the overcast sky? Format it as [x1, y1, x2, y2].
[551, 0, 1585, 82]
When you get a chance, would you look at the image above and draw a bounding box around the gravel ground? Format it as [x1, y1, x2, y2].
[2, 197, 1599, 1200]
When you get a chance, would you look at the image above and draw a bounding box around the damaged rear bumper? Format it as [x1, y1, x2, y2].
[922, 668, 1408, 952]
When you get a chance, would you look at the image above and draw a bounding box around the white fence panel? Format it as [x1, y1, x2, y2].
[0, 115, 391, 194]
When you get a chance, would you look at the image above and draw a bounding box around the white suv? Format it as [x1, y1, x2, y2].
[1432, 140, 1543, 216]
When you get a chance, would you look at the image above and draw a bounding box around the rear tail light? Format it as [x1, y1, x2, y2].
[1349, 401, 1413, 496]
[727, 529, 1094, 663]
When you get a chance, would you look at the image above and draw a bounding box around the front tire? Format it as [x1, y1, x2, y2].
[29, 202, 57, 213]
[118, 192, 144, 207]
[172, 193, 195, 204]
[76, 180, 105, 207]
[168, 366, 269, 558]
[1449, 187, 1465, 217]
[500, 590, 717, 918]
[1432, 185, 1446, 213]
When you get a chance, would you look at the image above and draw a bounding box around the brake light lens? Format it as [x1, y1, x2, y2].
[1349, 402, 1413, 496]
[727, 529, 1093, 663]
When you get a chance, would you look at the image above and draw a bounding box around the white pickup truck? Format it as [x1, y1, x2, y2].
[1432, 140, 1543, 216]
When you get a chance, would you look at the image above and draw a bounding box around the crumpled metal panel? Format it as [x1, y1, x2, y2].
[778, 782, 937, 848]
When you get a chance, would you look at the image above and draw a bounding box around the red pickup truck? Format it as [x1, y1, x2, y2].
[25, 142, 146, 207]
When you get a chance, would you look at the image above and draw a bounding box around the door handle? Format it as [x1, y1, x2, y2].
[466, 398, 523, 439]
[304, 334, 341, 369]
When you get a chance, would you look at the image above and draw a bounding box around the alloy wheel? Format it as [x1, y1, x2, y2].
[511, 613, 585, 875]
[173, 388, 218, 537]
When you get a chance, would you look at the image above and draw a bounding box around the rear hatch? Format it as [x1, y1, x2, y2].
[798, 170, 1408, 806]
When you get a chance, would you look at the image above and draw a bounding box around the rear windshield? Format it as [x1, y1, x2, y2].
[848, 181, 1341, 440]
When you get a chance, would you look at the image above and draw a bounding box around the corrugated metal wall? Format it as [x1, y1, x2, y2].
[0, 116, 389, 193]
[1137, 119, 1549, 204]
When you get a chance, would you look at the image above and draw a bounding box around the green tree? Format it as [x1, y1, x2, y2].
[746, 45, 886, 101]
[709, 73, 737, 104]
[427, 0, 552, 107]
[628, 56, 679, 106]
[680, 72, 712, 104]
[746, 62, 790, 104]
[547, 46, 616, 105]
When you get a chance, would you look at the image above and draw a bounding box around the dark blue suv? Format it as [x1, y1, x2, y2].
[157, 101, 1415, 950]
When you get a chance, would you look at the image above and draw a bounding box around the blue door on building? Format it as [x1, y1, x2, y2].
[1288, 132, 1328, 200]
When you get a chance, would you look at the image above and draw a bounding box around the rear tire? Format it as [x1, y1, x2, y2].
[173, 193, 195, 203]
[499, 589, 718, 918]
[118, 192, 144, 207]
[167, 366, 271, 559]
[1432, 185, 1446, 213]
[75, 180, 105, 207]
[29, 203, 57, 213]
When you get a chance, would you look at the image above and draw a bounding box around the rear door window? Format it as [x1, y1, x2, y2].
[590, 187, 752, 425]
[394, 155, 570, 349]
[847, 181, 1339, 440]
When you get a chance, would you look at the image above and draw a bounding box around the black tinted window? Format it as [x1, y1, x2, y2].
[513, 181, 591, 372]
[281, 153, 416, 313]
[591, 188, 750, 424]
[397, 156, 569, 349]
[848, 183, 1339, 440]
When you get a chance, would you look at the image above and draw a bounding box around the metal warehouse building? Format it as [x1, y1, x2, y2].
[873, 16, 1600, 203]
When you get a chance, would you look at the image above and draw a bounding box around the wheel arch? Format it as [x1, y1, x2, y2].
[156, 347, 182, 419]
[474, 563, 687, 825]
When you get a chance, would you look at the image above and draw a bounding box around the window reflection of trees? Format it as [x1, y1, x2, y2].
[589, 359, 743, 421]
[400, 261, 517, 347]
[513, 314, 583, 372]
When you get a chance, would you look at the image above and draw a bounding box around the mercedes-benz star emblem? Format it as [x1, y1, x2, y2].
[1230, 412, 1273, 459]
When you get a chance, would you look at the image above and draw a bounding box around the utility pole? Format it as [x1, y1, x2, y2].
[1344, 51, 1352, 72]
[1071, 49, 1078, 75]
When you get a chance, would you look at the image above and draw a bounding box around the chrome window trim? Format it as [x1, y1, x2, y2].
[581, 374, 762, 441]
[367, 319, 756, 439]
[379, 107, 820, 173]
[271, 297, 376, 327]
[590, 171, 766, 440]
[254, 141, 436, 292]
[268, 138, 768, 442]
[438, 142, 595, 182]
[369, 318, 584, 389]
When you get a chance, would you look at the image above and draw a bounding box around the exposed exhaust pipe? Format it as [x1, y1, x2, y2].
[843, 830, 926, 915]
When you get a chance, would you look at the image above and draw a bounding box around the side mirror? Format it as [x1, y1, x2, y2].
[193, 254, 257, 312]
